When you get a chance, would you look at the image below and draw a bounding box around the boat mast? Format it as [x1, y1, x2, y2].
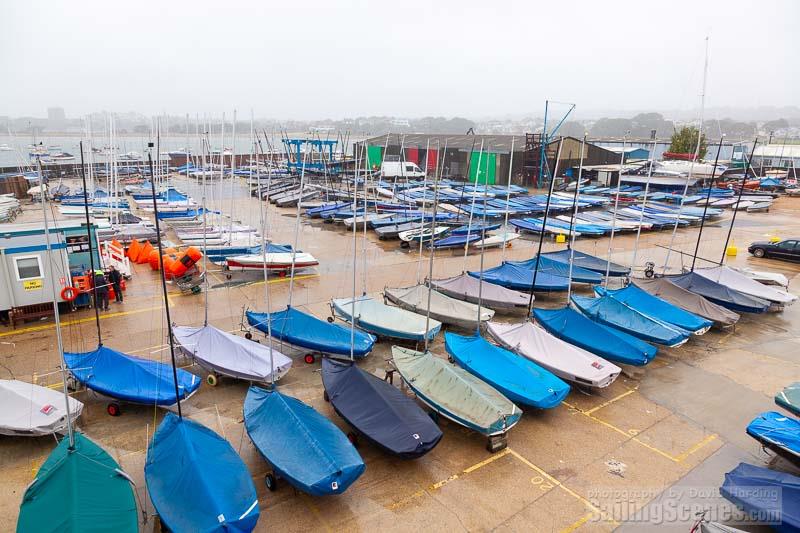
[566, 138, 587, 302]
[720, 139, 759, 264]
[690, 136, 725, 271]
[286, 137, 310, 305]
[36, 157, 75, 449]
[229, 110, 237, 237]
[202, 129, 209, 326]
[461, 140, 485, 269]
[415, 139, 430, 284]
[500, 137, 515, 262]
[630, 135, 659, 271]
[349, 140, 362, 362]
[78, 141, 103, 346]
[475, 142, 492, 331]
[603, 132, 628, 285]
[147, 150, 183, 419]
[254, 119, 276, 385]
[423, 139, 445, 353]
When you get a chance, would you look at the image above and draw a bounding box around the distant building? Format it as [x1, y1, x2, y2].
[390, 118, 410, 128]
[752, 144, 800, 176]
[599, 145, 650, 162]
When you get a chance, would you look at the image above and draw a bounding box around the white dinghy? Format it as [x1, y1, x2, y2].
[0, 379, 84, 436]
[384, 284, 494, 330]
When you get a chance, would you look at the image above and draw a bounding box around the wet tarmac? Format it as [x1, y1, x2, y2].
[1, 176, 799, 531]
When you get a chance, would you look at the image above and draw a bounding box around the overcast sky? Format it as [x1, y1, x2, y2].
[2, 0, 798, 120]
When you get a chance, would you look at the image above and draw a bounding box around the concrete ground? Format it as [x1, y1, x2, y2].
[1, 176, 799, 532]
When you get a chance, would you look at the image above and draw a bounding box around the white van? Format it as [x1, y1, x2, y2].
[381, 161, 426, 179]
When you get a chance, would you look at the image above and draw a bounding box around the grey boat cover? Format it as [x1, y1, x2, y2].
[634, 279, 740, 327]
[173, 325, 292, 383]
[694, 266, 797, 305]
[430, 273, 531, 310]
[0, 379, 84, 436]
[384, 284, 494, 329]
[332, 296, 442, 341]
[487, 321, 620, 388]
[391, 347, 522, 436]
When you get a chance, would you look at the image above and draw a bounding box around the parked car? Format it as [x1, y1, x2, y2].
[748, 238, 800, 262]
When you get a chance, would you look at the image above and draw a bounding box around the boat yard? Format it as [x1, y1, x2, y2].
[1, 170, 799, 532]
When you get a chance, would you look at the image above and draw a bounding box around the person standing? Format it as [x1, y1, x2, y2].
[108, 265, 123, 303]
[92, 269, 109, 311]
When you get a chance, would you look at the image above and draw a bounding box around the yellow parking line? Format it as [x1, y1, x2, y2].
[584, 389, 637, 415]
[560, 512, 593, 533]
[673, 434, 718, 462]
[0, 305, 163, 338]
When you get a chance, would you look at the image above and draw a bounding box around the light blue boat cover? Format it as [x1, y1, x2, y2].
[667, 272, 770, 314]
[533, 307, 656, 366]
[244, 387, 365, 496]
[746, 411, 800, 458]
[246, 307, 375, 358]
[542, 249, 631, 276]
[64, 346, 200, 405]
[596, 285, 713, 333]
[145, 413, 260, 532]
[571, 295, 691, 347]
[721, 463, 800, 531]
[444, 332, 569, 409]
[469, 262, 570, 291]
[510, 255, 603, 284]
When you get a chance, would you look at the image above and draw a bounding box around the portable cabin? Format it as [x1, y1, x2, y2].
[0, 220, 101, 312]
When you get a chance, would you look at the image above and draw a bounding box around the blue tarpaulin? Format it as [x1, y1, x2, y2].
[244, 387, 365, 496]
[746, 411, 800, 460]
[444, 332, 569, 409]
[64, 346, 200, 406]
[533, 307, 656, 366]
[321, 359, 442, 459]
[596, 284, 713, 333]
[667, 272, 770, 314]
[542, 249, 631, 277]
[571, 295, 691, 347]
[145, 413, 260, 532]
[721, 463, 800, 531]
[469, 262, 570, 292]
[510, 255, 603, 284]
[430, 233, 481, 249]
[246, 307, 375, 358]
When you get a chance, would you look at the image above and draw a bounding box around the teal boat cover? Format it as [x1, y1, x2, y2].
[596, 285, 713, 333]
[777, 382, 800, 417]
[244, 386, 365, 496]
[145, 413, 260, 532]
[470, 262, 570, 292]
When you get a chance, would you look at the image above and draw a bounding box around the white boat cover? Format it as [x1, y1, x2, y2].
[332, 296, 441, 340]
[695, 266, 797, 305]
[731, 267, 789, 288]
[0, 379, 84, 436]
[487, 322, 620, 388]
[430, 273, 531, 310]
[391, 347, 521, 435]
[635, 279, 740, 327]
[471, 232, 520, 249]
[226, 252, 318, 268]
[173, 325, 292, 383]
[384, 284, 494, 329]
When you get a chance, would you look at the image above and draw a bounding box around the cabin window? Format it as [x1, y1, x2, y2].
[405, 164, 416, 172]
[14, 255, 43, 281]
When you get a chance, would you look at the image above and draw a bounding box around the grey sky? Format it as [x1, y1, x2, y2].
[2, 0, 798, 120]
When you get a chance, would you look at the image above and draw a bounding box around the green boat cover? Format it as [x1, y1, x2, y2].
[17, 432, 138, 533]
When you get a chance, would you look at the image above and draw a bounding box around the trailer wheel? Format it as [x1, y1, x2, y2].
[265, 473, 277, 492]
[107, 402, 121, 417]
[226, 274, 232, 280]
[245, 332, 253, 340]
[206, 373, 219, 387]
[428, 411, 440, 424]
[304, 354, 316, 365]
[327, 316, 334, 323]
[448, 356, 455, 364]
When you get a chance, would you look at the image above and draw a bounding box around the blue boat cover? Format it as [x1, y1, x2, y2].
[596, 285, 713, 333]
[246, 307, 375, 358]
[321, 359, 442, 459]
[533, 307, 656, 366]
[667, 272, 770, 314]
[444, 332, 569, 409]
[746, 411, 800, 459]
[510, 255, 603, 284]
[571, 295, 690, 346]
[244, 387, 365, 496]
[64, 346, 200, 405]
[721, 463, 800, 531]
[469, 262, 570, 291]
[430, 233, 482, 249]
[542, 249, 631, 276]
[451, 223, 501, 236]
[145, 413, 260, 532]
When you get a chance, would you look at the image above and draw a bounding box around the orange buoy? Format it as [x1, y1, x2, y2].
[126, 239, 142, 261]
[169, 247, 203, 277]
[137, 241, 154, 264]
[148, 249, 161, 270]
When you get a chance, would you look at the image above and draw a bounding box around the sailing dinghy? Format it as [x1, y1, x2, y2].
[0, 379, 83, 436]
[63, 346, 201, 415]
[392, 346, 522, 451]
[471, 262, 570, 292]
[694, 266, 797, 308]
[667, 272, 770, 314]
[145, 413, 260, 532]
[595, 285, 713, 334]
[542, 249, 631, 277]
[173, 325, 292, 384]
[430, 273, 530, 310]
[746, 411, 800, 463]
[509, 255, 604, 284]
[384, 284, 494, 329]
[244, 386, 365, 495]
[225, 251, 318, 271]
[635, 278, 740, 327]
[444, 332, 570, 409]
[470, 232, 520, 249]
[720, 463, 800, 531]
[331, 296, 442, 341]
[777, 383, 800, 417]
[321, 358, 442, 458]
[533, 307, 657, 366]
[486, 322, 620, 389]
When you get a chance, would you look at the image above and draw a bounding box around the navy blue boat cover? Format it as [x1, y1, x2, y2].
[321, 358, 442, 459]
[667, 272, 770, 314]
[444, 332, 569, 409]
[431, 233, 482, 249]
[145, 413, 260, 532]
[510, 255, 603, 284]
[533, 307, 656, 366]
[244, 387, 365, 496]
[247, 307, 375, 358]
[469, 262, 570, 291]
[451, 223, 500, 236]
[596, 285, 713, 333]
[571, 295, 690, 347]
[721, 463, 800, 531]
[746, 411, 800, 459]
[543, 249, 630, 277]
[64, 346, 200, 405]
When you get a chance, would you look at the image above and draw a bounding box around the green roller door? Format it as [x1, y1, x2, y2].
[469, 151, 496, 184]
[366, 145, 383, 171]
